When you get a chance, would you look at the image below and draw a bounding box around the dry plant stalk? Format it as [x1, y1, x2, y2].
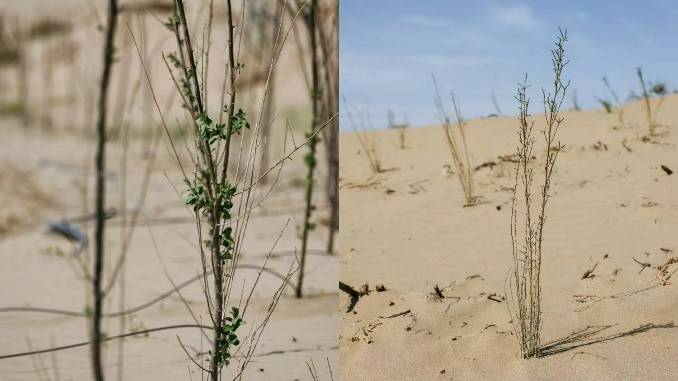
[258, 0, 284, 183]
[636, 67, 655, 135]
[297, 0, 320, 298]
[508, 29, 569, 359]
[343, 99, 382, 173]
[433, 76, 476, 206]
[602, 76, 625, 128]
[637, 67, 667, 135]
[316, 1, 339, 254]
[91, 1, 118, 380]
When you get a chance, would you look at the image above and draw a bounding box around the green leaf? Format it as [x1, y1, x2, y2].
[164, 15, 180, 31]
[230, 109, 251, 135]
[196, 112, 227, 144]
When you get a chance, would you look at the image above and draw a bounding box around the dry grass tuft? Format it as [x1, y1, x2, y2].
[636, 67, 667, 136]
[344, 99, 383, 173]
[432, 76, 476, 206]
[508, 29, 569, 359]
[601, 76, 625, 128]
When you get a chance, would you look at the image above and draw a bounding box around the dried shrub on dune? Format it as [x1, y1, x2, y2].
[636, 67, 667, 136]
[508, 29, 569, 359]
[601, 76, 625, 128]
[343, 99, 383, 173]
[432, 76, 476, 206]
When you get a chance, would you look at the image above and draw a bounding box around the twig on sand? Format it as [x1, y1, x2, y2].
[660, 165, 673, 175]
[339, 281, 360, 313]
[581, 263, 599, 280]
[432, 284, 445, 299]
[621, 139, 633, 152]
[632, 257, 652, 273]
[570, 351, 607, 361]
[383, 309, 411, 319]
[487, 294, 504, 303]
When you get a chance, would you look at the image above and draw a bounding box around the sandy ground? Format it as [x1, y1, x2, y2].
[0, 1, 338, 380]
[0, 123, 337, 381]
[339, 96, 678, 380]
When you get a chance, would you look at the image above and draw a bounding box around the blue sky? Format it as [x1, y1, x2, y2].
[340, 0, 678, 129]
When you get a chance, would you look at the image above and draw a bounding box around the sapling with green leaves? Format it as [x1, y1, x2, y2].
[166, 2, 248, 375]
[158, 0, 321, 378]
[508, 29, 569, 359]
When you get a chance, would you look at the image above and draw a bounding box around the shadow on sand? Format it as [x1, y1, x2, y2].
[538, 321, 676, 357]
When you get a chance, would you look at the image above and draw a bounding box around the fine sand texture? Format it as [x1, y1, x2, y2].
[339, 96, 678, 380]
[0, 121, 337, 380]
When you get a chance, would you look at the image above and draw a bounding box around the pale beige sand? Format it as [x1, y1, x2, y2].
[0, 1, 337, 380]
[339, 96, 678, 380]
[0, 124, 337, 380]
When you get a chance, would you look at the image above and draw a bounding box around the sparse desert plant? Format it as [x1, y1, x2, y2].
[285, 0, 339, 254]
[91, 1, 118, 380]
[601, 76, 625, 128]
[649, 79, 668, 129]
[637, 67, 653, 134]
[650, 81, 668, 96]
[154, 1, 326, 378]
[257, 0, 284, 181]
[387, 108, 408, 149]
[432, 76, 476, 206]
[508, 29, 569, 359]
[571, 89, 580, 110]
[298, 0, 320, 298]
[0, 0, 335, 378]
[397, 123, 407, 149]
[344, 99, 383, 173]
[307, 358, 334, 380]
[597, 98, 613, 113]
[636, 67, 666, 135]
[318, 17, 340, 255]
[491, 91, 502, 115]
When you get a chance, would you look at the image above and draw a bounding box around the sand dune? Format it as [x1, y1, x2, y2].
[339, 96, 678, 380]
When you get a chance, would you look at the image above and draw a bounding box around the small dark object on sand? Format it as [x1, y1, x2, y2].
[46, 221, 88, 255]
[432, 284, 444, 299]
[581, 263, 598, 279]
[339, 281, 361, 313]
[661, 165, 673, 175]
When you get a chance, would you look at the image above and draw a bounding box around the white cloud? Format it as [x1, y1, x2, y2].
[487, 4, 544, 29]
